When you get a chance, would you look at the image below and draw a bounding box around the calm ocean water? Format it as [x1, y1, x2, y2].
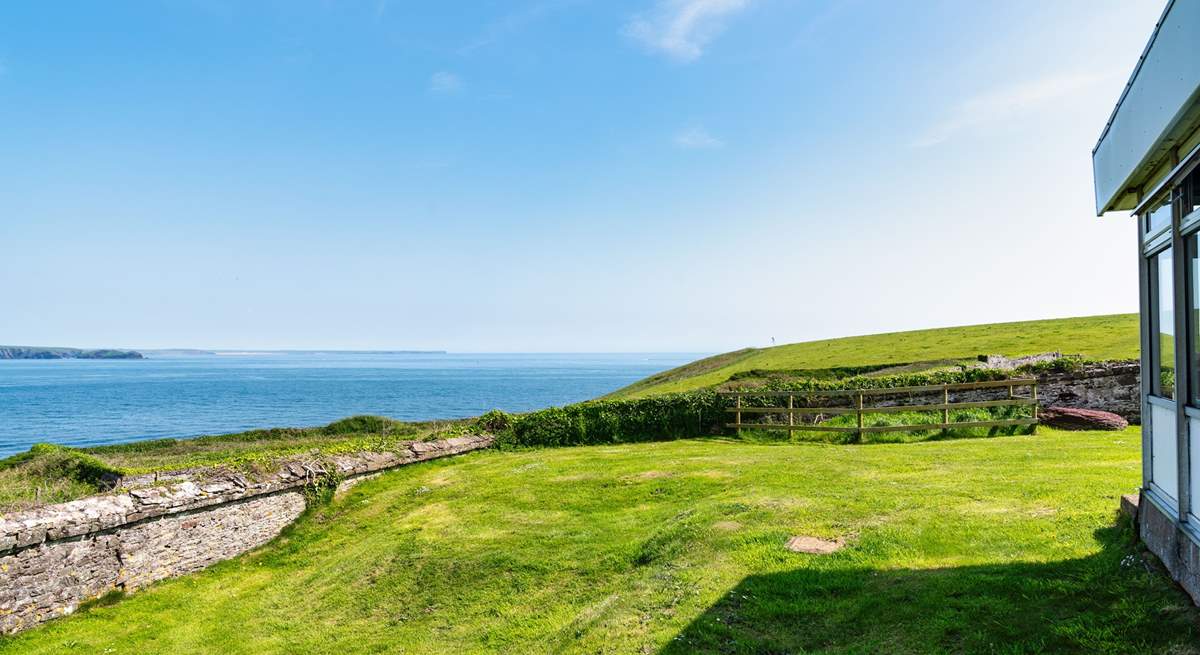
[0, 352, 700, 457]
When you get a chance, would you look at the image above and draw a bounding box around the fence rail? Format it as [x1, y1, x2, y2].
[720, 378, 1038, 439]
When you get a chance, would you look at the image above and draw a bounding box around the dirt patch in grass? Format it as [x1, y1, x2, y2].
[785, 535, 844, 554]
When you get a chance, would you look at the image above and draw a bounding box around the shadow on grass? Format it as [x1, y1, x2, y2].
[662, 521, 1200, 654]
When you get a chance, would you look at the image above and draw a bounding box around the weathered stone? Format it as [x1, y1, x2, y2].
[1120, 493, 1139, 522]
[0, 433, 494, 634]
[1040, 406, 1129, 431]
[978, 352, 1063, 369]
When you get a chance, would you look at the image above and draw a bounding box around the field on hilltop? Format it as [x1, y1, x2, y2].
[5, 427, 1196, 654]
[609, 314, 1139, 398]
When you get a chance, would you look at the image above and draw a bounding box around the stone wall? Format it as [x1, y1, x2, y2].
[1034, 362, 1141, 422]
[0, 434, 492, 634]
[748, 361, 1143, 426]
[950, 361, 1140, 421]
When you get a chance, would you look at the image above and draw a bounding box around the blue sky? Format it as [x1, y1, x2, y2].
[0, 0, 1165, 352]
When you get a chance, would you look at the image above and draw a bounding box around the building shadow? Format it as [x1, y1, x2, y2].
[661, 521, 1200, 654]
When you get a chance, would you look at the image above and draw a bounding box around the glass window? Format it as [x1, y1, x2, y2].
[1156, 247, 1176, 399]
[1147, 195, 1173, 234]
[1191, 236, 1200, 405]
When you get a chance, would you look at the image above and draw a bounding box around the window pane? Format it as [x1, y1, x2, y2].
[1148, 196, 1173, 234]
[1158, 248, 1176, 399]
[1192, 236, 1200, 405]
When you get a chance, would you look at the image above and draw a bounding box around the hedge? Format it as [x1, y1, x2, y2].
[478, 391, 725, 448]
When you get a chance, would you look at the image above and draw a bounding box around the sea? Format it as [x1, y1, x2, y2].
[0, 352, 701, 458]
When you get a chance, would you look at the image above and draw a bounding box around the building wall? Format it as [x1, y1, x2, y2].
[1093, 0, 1200, 214]
[1139, 491, 1200, 605]
[0, 435, 493, 634]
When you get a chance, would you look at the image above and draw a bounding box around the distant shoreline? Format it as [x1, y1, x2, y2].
[0, 346, 143, 360]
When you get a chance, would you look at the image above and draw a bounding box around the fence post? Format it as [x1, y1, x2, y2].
[735, 394, 743, 437]
[942, 385, 950, 428]
[855, 390, 864, 442]
[1032, 382, 1039, 433]
[787, 394, 794, 438]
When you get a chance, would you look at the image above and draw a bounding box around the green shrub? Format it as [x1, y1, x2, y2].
[494, 391, 724, 448]
[10, 443, 122, 486]
[321, 415, 407, 435]
[473, 410, 513, 434]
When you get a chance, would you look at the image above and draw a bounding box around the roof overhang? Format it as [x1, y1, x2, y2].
[1093, 0, 1200, 216]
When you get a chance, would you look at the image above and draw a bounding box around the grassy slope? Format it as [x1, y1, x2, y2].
[0, 417, 468, 511]
[6, 428, 1197, 654]
[610, 314, 1140, 398]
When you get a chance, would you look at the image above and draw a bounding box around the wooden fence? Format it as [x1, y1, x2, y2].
[720, 378, 1038, 439]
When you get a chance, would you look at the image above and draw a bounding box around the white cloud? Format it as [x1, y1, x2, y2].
[913, 70, 1120, 147]
[674, 126, 723, 149]
[624, 0, 750, 63]
[429, 71, 463, 94]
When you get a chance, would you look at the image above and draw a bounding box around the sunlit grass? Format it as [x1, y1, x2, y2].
[4, 427, 1196, 654]
[612, 314, 1139, 398]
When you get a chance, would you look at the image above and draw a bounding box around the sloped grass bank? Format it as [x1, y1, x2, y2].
[4, 428, 1197, 654]
[611, 314, 1139, 398]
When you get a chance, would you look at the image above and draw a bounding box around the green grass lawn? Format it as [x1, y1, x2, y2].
[5, 427, 1196, 654]
[610, 314, 1139, 398]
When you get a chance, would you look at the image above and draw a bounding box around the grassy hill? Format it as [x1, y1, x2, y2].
[6, 428, 1197, 653]
[610, 314, 1139, 398]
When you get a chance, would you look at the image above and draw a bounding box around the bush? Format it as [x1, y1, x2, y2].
[473, 410, 513, 434]
[3, 443, 123, 488]
[321, 415, 407, 435]
[492, 391, 725, 448]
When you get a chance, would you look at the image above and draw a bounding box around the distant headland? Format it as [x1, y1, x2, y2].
[0, 346, 144, 360]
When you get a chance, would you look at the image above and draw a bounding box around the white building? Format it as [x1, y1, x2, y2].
[1093, 0, 1200, 602]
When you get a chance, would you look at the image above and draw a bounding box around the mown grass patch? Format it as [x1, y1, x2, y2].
[3, 428, 1197, 654]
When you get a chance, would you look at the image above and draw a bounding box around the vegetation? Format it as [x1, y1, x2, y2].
[0, 416, 472, 511]
[493, 392, 723, 448]
[0, 445, 121, 510]
[609, 314, 1139, 398]
[3, 428, 1196, 654]
[1, 361, 1061, 511]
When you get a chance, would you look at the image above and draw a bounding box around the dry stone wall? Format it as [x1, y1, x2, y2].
[1034, 362, 1141, 421]
[0, 434, 492, 634]
[754, 361, 1143, 425]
